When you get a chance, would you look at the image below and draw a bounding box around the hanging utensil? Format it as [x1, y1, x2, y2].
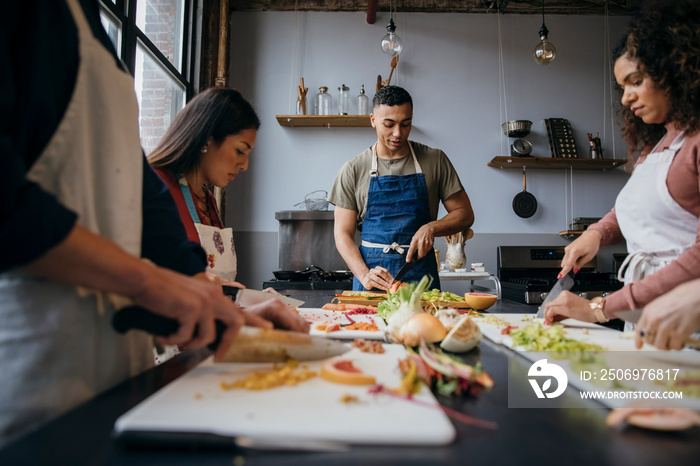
[376, 55, 399, 91]
[512, 168, 538, 218]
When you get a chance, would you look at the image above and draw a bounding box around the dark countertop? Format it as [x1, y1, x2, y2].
[1, 300, 698, 465]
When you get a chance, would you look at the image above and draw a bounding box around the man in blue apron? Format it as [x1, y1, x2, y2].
[328, 86, 474, 291]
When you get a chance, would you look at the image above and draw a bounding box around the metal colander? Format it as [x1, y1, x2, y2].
[295, 190, 329, 211]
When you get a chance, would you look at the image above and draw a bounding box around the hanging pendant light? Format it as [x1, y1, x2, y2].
[380, 0, 402, 56]
[533, 0, 556, 65]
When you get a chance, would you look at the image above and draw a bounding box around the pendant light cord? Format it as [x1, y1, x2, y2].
[288, 0, 299, 114]
[498, 5, 508, 156]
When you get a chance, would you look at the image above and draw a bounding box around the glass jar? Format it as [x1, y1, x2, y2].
[356, 84, 370, 115]
[315, 86, 332, 115]
[296, 95, 308, 115]
[337, 84, 350, 115]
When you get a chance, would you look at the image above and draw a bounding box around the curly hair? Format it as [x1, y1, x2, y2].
[613, 0, 700, 158]
[372, 85, 413, 110]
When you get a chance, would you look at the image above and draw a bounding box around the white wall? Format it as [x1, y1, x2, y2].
[226, 11, 632, 287]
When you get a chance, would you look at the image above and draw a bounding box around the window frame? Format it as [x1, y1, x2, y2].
[99, 0, 197, 101]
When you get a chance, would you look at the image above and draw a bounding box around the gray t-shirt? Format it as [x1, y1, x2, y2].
[327, 141, 464, 227]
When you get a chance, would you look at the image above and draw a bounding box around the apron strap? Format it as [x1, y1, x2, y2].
[178, 175, 201, 224]
[370, 141, 422, 177]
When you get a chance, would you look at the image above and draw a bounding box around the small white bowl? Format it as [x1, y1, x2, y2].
[454, 268, 468, 273]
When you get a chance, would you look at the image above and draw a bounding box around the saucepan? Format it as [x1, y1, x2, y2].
[512, 168, 538, 218]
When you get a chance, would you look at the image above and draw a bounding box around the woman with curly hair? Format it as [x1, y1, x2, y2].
[544, 0, 700, 343]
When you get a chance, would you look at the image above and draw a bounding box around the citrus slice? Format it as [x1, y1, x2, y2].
[320, 359, 376, 386]
[463, 292, 498, 310]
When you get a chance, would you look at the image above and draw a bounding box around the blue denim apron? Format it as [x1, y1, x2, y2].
[354, 142, 440, 291]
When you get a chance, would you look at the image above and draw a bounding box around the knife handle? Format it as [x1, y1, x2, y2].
[112, 306, 224, 351]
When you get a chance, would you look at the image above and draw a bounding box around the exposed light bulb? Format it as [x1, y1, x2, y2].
[381, 18, 402, 56]
[533, 1, 556, 65]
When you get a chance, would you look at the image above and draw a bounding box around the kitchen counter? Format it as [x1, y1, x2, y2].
[1, 302, 698, 465]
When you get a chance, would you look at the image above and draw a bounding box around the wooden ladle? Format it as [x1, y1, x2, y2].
[376, 55, 399, 91]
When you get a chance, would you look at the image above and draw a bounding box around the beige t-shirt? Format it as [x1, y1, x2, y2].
[327, 141, 464, 227]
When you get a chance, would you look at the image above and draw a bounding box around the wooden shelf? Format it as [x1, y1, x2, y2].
[276, 115, 372, 128]
[488, 156, 628, 171]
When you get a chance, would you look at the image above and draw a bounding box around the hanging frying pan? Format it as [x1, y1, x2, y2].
[513, 168, 538, 218]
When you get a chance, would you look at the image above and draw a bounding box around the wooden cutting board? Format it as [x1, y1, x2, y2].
[114, 344, 456, 446]
[334, 291, 473, 309]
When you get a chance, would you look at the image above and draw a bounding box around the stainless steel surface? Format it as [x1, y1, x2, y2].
[497, 245, 597, 269]
[275, 210, 357, 271]
[536, 272, 575, 318]
[501, 120, 532, 138]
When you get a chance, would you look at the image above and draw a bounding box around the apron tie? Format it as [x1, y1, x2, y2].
[617, 250, 679, 283]
[361, 240, 410, 254]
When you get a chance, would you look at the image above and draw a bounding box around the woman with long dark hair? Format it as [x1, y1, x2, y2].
[149, 87, 260, 287]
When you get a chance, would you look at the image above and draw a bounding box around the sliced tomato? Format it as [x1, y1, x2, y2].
[320, 359, 376, 386]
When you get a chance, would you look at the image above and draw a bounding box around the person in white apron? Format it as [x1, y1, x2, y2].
[0, 1, 295, 446]
[149, 88, 259, 288]
[543, 1, 700, 341]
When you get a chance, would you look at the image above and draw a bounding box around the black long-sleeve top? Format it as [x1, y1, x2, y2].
[0, 0, 205, 274]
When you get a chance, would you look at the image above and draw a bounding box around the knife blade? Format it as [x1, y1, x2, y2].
[111, 306, 348, 362]
[536, 271, 575, 318]
[616, 310, 700, 348]
[235, 288, 305, 309]
[393, 251, 418, 283]
[215, 326, 349, 363]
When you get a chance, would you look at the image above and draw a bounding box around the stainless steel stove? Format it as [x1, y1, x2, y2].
[497, 246, 623, 304]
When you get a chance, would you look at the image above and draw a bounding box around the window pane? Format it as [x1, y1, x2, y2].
[134, 41, 185, 155]
[99, 8, 122, 52]
[136, 0, 185, 71]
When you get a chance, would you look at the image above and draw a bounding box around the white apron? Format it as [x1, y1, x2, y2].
[0, 0, 153, 445]
[615, 131, 699, 329]
[180, 178, 237, 281]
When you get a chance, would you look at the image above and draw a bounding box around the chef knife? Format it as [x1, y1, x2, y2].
[536, 270, 576, 319]
[616, 310, 700, 349]
[393, 251, 419, 283]
[235, 288, 305, 309]
[112, 306, 348, 362]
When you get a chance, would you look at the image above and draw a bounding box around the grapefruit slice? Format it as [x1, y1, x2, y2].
[463, 292, 497, 310]
[320, 359, 376, 386]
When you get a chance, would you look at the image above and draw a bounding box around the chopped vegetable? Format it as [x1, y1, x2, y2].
[421, 289, 465, 303]
[380, 276, 432, 336]
[509, 323, 606, 351]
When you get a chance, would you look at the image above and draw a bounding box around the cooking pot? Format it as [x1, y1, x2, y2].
[512, 169, 538, 218]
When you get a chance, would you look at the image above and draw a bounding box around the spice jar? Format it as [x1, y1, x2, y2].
[337, 84, 350, 115]
[315, 86, 332, 115]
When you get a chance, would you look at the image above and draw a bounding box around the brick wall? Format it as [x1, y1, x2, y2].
[139, 0, 184, 155]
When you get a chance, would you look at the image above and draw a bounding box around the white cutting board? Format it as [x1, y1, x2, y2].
[114, 344, 455, 446]
[474, 313, 700, 409]
[299, 308, 387, 341]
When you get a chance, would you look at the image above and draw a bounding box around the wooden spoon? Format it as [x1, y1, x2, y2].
[386, 55, 399, 85]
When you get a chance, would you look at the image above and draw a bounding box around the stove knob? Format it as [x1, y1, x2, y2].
[577, 292, 589, 299]
[601, 292, 611, 297]
[540, 292, 549, 301]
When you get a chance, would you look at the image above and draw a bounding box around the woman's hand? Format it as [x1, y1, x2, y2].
[559, 230, 603, 277]
[544, 291, 596, 323]
[245, 299, 310, 333]
[635, 279, 700, 350]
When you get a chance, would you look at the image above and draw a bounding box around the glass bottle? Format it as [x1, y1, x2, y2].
[356, 84, 370, 115]
[315, 86, 332, 115]
[337, 84, 350, 115]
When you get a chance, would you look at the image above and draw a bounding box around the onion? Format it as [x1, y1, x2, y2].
[398, 313, 447, 347]
[440, 316, 482, 353]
